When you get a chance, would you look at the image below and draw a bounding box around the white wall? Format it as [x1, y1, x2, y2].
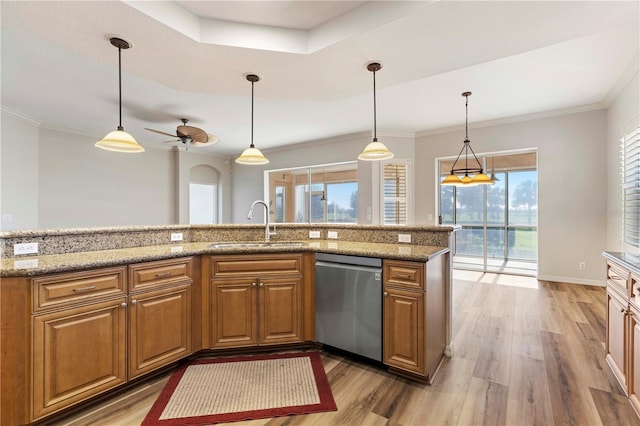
[38, 127, 175, 228]
[0, 111, 39, 230]
[0, 112, 234, 229]
[606, 70, 640, 251]
[416, 109, 608, 285]
[230, 132, 415, 223]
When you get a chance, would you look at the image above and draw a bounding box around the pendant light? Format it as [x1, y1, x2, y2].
[95, 37, 145, 153]
[440, 92, 493, 186]
[358, 62, 394, 161]
[490, 156, 500, 182]
[235, 74, 269, 165]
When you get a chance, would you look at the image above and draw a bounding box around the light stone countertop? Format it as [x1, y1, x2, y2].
[1, 240, 449, 278]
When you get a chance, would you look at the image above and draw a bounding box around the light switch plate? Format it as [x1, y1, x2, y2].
[328, 231, 338, 239]
[309, 230, 321, 239]
[170, 232, 183, 242]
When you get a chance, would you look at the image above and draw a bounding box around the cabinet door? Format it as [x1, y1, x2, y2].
[259, 277, 303, 345]
[211, 279, 257, 348]
[629, 308, 640, 413]
[32, 298, 127, 420]
[383, 287, 425, 375]
[128, 284, 192, 379]
[606, 289, 628, 393]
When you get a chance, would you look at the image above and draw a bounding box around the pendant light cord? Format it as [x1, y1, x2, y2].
[250, 79, 255, 148]
[372, 68, 377, 142]
[117, 44, 123, 131]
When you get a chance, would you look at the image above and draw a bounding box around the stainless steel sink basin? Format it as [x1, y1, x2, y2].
[208, 242, 305, 249]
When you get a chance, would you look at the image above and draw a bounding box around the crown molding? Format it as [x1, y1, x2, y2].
[602, 53, 639, 108]
[1, 106, 41, 126]
[416, 103, 605, 138]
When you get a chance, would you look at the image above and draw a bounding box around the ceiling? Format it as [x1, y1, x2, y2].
[1, 1, 638, 157]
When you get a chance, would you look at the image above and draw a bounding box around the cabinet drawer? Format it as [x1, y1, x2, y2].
[383, 260, 424, 290]
[211, 254, 302, 277]
[129, 257, 192, 292]
[607, 260, 630, 297]
[32, 267, 126, 312]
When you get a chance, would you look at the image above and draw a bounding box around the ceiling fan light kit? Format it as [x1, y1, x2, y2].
[236, 73, 269, 165]
[440, 91, 494, 186]
[95, 37, 145, 153]
[358, 61, 394, 161]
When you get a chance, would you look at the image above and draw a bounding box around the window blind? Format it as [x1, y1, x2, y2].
[623, 126, 640, 249]
[383, 162, 408, 225]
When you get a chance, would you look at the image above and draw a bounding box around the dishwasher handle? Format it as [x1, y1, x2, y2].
[315, 260, 382, 275]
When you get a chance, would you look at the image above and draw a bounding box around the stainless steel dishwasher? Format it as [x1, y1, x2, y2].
[315, 253, 382, 362]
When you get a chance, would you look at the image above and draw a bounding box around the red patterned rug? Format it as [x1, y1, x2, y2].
[141, 352, 337, 425]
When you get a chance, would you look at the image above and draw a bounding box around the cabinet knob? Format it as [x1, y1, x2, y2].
[252, 282, 256, 287]
[621, 307, 626, 313]
[260, 283, 264, 287]
[384, 292, 388, 296]
[131, 299, 137, 304]
[120, 302, 127, 308]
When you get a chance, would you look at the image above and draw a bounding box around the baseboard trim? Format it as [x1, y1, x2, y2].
[537, 275, 605, 287]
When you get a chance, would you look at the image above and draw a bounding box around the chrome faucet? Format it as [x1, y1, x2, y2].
[247, 200, 276, 242]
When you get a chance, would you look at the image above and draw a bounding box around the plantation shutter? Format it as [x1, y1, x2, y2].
[623, 126, 640, 249]
[383, 162, 408, 225]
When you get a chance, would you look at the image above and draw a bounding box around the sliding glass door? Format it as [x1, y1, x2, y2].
[439, 152, 537, 276]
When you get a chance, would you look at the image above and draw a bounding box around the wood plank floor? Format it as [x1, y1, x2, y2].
[51, 271, 640, 426]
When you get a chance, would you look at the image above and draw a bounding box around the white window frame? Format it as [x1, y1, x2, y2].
[380, 159, 412, 225]
[622, 125, 640, 253]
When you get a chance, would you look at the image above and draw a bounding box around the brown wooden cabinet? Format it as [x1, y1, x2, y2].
[603, 254, 640, 420]
[127, 258, 193, 379]
[382, 257, 446, 383]
[31, 268, 128, 421]
[209, 254, 304, 349]
[607, 288, 629, 390]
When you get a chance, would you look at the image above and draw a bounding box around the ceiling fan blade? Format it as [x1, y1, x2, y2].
[145, 128, 177, 138]
[191, 134, 220, 146]
[178, 125, 209, 143]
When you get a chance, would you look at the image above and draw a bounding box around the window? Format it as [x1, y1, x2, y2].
[267, 162, 358, 224]
[189, 183, 216, 224]
[382, 160, 409, 225]
[623, 126, 640, 250]
[189, 165, 218, 224]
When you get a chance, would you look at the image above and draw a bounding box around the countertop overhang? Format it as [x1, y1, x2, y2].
[2, 240, 449, 277]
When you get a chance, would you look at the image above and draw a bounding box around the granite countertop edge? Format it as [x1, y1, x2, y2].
[2, 241, 449, 277]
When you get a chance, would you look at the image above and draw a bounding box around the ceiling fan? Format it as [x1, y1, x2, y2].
[145, 118, 219, 149]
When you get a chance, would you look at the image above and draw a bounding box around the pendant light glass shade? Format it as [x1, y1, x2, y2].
[236, 74, 269, 165]
[95, 37, 144, 153]
[96, 129, 144, 152]
[236, 146, 269, 165]
[358, 62, 394, 161]
[441, 92, 492, 186]
[358, 140, 394, 160]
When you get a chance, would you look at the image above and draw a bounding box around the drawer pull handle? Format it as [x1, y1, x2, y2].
[610, 275, 624, 280]
[155, 272, 173, 278]
[396, 273, 411, 279]
[73, 286, 96, 292]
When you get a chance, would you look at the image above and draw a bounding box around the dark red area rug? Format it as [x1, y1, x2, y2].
[141, 352, 337, 425]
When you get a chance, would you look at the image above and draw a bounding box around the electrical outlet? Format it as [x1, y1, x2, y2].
[309, 230, 321, 239]
[398, 234, 412, 243]
[579, 261, 586, 270]
[14, 242, 38, 256]
[328, 231, 338, 239]
[14, 259, 38, 269]
[170, 232, 183, 242]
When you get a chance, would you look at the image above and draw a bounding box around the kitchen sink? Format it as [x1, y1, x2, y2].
[208, 242, 305, 248]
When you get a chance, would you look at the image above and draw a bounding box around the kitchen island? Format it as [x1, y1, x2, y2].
[1, 224, 455, 425]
